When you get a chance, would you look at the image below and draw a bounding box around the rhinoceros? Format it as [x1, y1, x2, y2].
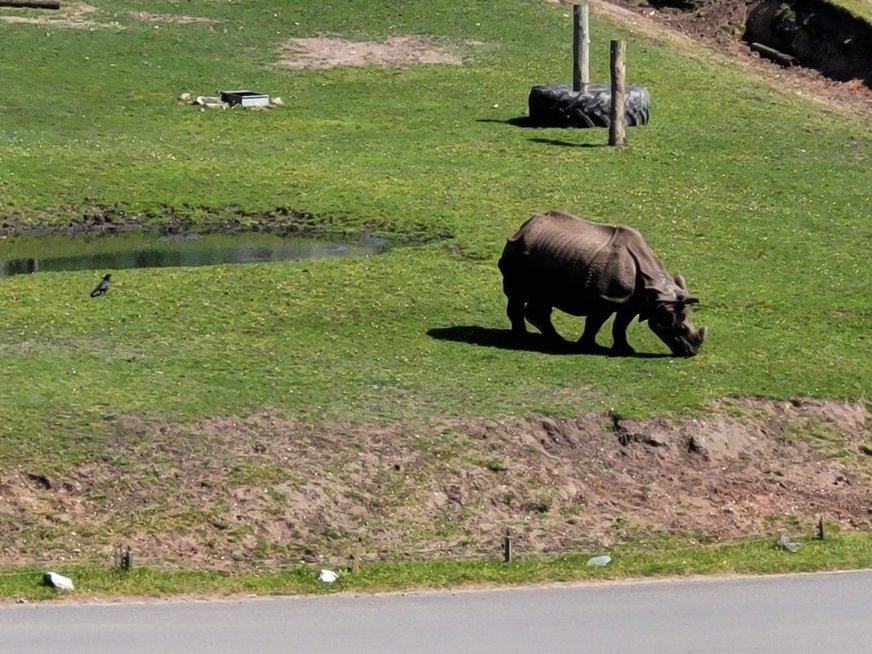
[498, 210, 706, 357]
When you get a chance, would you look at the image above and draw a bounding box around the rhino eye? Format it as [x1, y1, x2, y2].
[654, 306, 675, 325]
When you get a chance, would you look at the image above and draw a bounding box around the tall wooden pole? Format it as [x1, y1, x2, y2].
[609, 40, 626, 147]
[0, 0, 60, 8]
[572, 4, 590, 93]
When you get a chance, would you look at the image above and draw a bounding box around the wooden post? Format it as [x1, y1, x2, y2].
[121, 545, 132, 572]
[0, 0, 61, 8]
[502, 532, 513, 563]
[351, 540, 362, 573]
[609, 40, 626, 147]
[572, 4, 590, 93]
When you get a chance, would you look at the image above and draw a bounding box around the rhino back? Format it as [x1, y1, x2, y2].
[501, 211, 642, 309]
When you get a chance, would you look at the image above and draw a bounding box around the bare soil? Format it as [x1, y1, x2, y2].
[1, 399, 869, 571]
[0, 3, 116, 30]
[275, 36, 462, 70]
[0, 3, 218, 29]
[587, 0, 872, 113]
[127, 11, 219, 26]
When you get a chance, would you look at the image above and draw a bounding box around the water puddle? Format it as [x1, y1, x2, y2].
[0, 232, 387, 277]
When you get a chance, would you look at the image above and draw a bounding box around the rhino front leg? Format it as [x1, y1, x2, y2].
[610, 308, 637, 355]
[506, 296, 527, 336]
[578, 309, 611, 353]
[525, 301, 561, 341]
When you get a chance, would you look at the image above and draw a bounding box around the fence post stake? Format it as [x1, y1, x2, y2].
[572, 4, 590, 93]
[502, 532, 513, 563]
[351, 540, 362, 574]
[609, 40, 626, 147]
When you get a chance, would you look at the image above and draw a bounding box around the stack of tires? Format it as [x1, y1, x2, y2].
[527, 83, 651, 128]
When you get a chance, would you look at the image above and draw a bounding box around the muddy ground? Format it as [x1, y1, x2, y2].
[1, 399, 869, 571]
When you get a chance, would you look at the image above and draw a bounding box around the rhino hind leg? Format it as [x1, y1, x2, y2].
[525, 301, 562, 341]
[578, 310, 612, 353]
[609, 309, 637, 356]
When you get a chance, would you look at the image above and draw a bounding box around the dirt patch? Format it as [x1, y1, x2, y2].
[276, 36, 463, 70]
[0, 3, 119, 30]
[126, 11, 219, 25]
[1, 399, 868, 571]
[0, 203, 450, 244]
[586, 0, 872, 113]
[0, 205, 316, 238]
[0, 4, 218, 30]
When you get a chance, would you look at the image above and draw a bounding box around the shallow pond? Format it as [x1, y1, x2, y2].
[0, 232, 386, 277]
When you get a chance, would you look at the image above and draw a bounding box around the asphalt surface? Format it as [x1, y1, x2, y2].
[1, 570, 870, 653]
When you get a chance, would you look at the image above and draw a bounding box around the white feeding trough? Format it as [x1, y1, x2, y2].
[219, 90, 270, 108]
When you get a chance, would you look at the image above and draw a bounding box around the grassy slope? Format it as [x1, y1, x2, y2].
[825, 0, 872, 22]
[0, 3, 869, 479]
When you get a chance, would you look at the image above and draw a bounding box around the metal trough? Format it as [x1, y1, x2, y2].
[219, 90, 270, 108]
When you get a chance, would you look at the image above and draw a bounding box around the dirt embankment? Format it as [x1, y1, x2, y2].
[1, 399, 869, 571]
[590, 0, 872, 113]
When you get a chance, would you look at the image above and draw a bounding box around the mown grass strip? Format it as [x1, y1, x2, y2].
[2, 532, 869, 601]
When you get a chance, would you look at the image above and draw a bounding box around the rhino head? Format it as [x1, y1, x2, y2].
[643, 275, 707, 357]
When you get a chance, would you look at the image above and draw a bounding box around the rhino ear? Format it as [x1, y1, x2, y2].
[674, 274, 688, 291]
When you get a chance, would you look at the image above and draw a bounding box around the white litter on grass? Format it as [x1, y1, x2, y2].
[182, 92, 284, 111]
[778, 534, 800, 553]
[317, 569, 339, 583]
[586, 555, 611, 567]
[42, 572, 74, 591]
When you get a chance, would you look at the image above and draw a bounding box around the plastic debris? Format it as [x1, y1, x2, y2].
[317, 569, 339, 583]
[194, 95, 229, 110]
[586, 555, 612, 567]
[778, 534, 800, 553]
[42, 572, 74, 591]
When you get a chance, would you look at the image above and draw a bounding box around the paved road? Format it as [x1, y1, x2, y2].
[1, 570, 870, 653]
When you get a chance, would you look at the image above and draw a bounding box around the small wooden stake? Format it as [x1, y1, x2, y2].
[114, 543, 132, 572]
[351, 540, 362, 574]
[609, 40, 626, 147]
[816, 516, 825, 540]
[502, 532, 513, 563]
[121, 545, 132, 571]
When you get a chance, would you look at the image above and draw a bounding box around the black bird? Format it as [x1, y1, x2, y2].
[90, 273, 111, 298]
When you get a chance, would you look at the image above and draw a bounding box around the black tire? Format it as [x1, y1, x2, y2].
[527, 83, 651, 128]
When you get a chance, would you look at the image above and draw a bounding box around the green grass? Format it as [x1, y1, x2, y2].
[0, 0, 870, 591]
[2, 531, 869, 601]
[824, 0, 872, 22]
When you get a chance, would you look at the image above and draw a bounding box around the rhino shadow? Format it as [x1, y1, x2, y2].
[427, 326, 672, 358]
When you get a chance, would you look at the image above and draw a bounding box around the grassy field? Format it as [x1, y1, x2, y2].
[0, 0, 869, 595]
